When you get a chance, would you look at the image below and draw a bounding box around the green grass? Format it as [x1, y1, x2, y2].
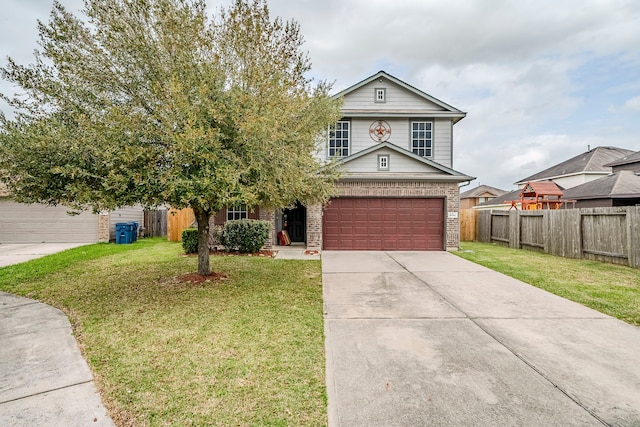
[455, 241, 640, 326]
[0, 238, 326, 426]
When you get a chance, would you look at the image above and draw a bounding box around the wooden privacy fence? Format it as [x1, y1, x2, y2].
[476, 206, 640, 268]
[167, 208, 195, 242]
[143, 209, 168, 237]
[460, 209, 478, 242]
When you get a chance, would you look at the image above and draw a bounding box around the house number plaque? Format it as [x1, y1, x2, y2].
[369, 120, 391, 142]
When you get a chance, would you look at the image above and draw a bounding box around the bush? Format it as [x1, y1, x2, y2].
[208, 225, 224, 250]
[221, 219, 270, 253]
[181, 228, 199, 254]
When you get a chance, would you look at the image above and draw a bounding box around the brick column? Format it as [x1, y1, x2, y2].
[259, 209, 276, 249]
[306, 203, 323, 251]
[98, 211, 110, 242]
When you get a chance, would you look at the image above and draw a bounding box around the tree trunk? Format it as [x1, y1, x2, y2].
[192, 206, 211, 276]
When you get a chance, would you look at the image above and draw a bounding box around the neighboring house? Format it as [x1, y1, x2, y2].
[562, 170, 640, 208]
[210, 71, 474, 251]
[473, 189, 521, 210]
[561, 149, 640, 207]
[514, 146, 634, 189]
[604, 150, 640, 173]
[0, 183, 144, 244]
[459, 185, 507, 209]
[476, 147, 640, 210]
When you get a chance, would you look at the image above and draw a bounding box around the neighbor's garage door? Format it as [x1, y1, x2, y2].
[0, 200, 99, 244]
[323, 198, 444, 250]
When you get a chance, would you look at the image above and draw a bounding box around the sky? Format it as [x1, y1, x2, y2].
[1, 0, 639, 190]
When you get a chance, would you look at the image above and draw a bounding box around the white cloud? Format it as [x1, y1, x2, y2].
[3, 0, 640, 189]
[623, 96, 640, 110]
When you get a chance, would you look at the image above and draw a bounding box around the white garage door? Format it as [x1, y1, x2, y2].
[0, 200, 99, 244]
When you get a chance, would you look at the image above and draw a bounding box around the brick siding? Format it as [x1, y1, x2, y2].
[333, 180, 461, 250]
[263, 180, 461, 251]
[98, 212, 110, 242]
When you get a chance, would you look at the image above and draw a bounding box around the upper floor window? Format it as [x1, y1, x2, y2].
[378, 154, 389, 171]
[411, 121, 432, 158]
[329, 121, 350, 158]
[375, 88, 386, 103]
[227, 205, 247, 221]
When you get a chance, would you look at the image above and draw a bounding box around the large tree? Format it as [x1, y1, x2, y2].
[0, 0, 341, 275]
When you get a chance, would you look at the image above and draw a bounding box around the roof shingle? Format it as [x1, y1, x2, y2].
[515, 146, 634, 184]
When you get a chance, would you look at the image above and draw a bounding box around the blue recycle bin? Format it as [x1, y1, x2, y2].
[128, 221, 139, 242]
[115, 223, 134, 244]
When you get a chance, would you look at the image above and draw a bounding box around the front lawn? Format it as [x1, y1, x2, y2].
[455, 241, 640, 326]
[0, 238, 326, 426]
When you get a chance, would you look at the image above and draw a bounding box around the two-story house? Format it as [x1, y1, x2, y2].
[263, 71, 474, 251]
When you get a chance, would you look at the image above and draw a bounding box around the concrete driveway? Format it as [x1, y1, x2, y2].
[322, 251, 640, 427]
[0, 243, 89, 268]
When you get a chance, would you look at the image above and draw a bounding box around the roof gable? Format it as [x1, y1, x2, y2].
[604, 150, 640, 168]
[460, 184, 507, 199]
[333, 71, 466, 122]
[515, 146, 635, 184]
[335, 141, 473, 181]
[521, 181, 563, 197]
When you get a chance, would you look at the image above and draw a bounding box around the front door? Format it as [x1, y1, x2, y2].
[283, 202, 306, 243]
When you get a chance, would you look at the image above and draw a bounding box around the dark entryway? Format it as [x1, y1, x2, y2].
[283, 202, 306, 243]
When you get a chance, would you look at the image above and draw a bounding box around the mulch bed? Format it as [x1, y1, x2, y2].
[173, 272, 229, 285]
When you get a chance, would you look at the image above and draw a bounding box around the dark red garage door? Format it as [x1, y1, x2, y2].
[323, 198, 444, 250]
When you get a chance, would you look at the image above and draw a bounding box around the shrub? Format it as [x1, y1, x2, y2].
[181, 228, 199, 254]
[208, 225, 224, 250]
[221, 219, 270, 253]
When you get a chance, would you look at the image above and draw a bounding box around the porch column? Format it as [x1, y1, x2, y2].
[306, 203, 323, 251]
[259, 209, 276, 249]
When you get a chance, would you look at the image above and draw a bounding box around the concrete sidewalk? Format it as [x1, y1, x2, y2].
[322, 251, 640, 426]
[0, 292, 114, 426]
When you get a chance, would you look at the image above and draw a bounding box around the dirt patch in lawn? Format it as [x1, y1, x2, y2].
[210, 249, 276, 258]
[182, 250, 276, 258]
[160, 272, 229, 287]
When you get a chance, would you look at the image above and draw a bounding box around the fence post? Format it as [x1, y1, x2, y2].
[477, 210, 491, 242]
[544, 210, 553, 256]
[509, 210, 520, 249]
[628, 206, 640, 268]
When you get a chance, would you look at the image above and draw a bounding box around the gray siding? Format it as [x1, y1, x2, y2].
[339, 148, 444, 174]
[318, 117, 453, 168]
[342, 79, 447, 111]
[0, 200, 98, 243]
[433, 118, 452, 168]
[110, 206, 144, 240]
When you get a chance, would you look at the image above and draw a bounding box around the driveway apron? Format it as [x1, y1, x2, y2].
[0, 292, 114, 426]
[322, 251, 640, 427]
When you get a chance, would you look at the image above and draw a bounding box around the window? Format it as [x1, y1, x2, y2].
[378, 154, 389, 171]
[227, 205, 247, 221]
[375, 88, 386, 103]
[329, 121, 350, 158]
[411, 121, 433, 157]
